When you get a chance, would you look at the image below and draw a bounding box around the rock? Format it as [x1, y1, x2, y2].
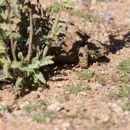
[109, 103, 123, 114]
[19, 101, 29, 109]
[62, 122, 71, 130]
[13, 110, 25, 116]
[92, 83, 104, 91]
[100, 113, 110, 122]
[47, 101, 63, 112]
[78, 91, 88, 96]
[55, 82, 63, 88]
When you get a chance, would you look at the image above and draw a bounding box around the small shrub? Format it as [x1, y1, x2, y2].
[94, 74, 107, 85]
[108, 83, 130, 99]
[117, 58, 130, 98]
[77, 69, 107, 85]
[66, 82, 90, 94]
[77, 69, 94, 80]
[23, 102, 46, 112]
[70, 10, 95, 20]
[118, 83, 130, 98]
[118, 58, 130, 73]
[123, 102, 130, 111]
[0, 102, 9, 111]
[0, 0, 72, 88]
[32, 112, 54, 123]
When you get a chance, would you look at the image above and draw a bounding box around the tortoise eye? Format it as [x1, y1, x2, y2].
[96, 50, 99, 54]
[79, 53, 83, 57]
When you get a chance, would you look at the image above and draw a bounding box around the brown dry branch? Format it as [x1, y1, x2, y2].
[26, 7, 33, 63]
[6, 0, 17, 61]
[42, 5, 63, 57]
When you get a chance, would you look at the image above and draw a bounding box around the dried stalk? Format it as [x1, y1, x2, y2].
[6, 0, 17, 61]
[26, 7, 33, 63]
[10, 36, 17, 61]
[42, 5, 63, 57]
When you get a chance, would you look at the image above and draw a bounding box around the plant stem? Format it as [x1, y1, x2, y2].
[6, 0, 17, 61]
[10, 36, 17, 61]
[26, 7, 33, 63]
[42, 5, 63, 57]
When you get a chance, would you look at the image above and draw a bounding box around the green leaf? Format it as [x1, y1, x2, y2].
[40, 56, 54, 67]
[15, 77, 23, 88]
[51, 2, 60, 13]
[31, 55, 39, 63]
[51, 1, 73, 13]
[20, 66, 34, 77]
[0, 40, 6, 54]
[9, 32, 21, 40]
[0, 23, 17, 32]
[28, 60, 40, 69]
[54, 23, 62, 36]
[0, 59, 11, 81]
[0, 0, 6, 6]
[11, 61, 22, 69]
[42, 35, 51, 45]
[10, 0, 21, 18]
[33, 72, 46, 84]
[0, 10, 7, 20]
[62, 2, 73, 9]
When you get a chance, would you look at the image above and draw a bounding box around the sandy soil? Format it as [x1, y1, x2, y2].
[0, 0, 130, 130]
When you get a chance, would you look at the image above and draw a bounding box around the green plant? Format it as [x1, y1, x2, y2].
[117, 58, 130, 85]
[32, 112, 54, 123]
[0, 0, 72, 88]
[118, 83, 130, 97]
[77, 69, 94, 80]
[70, 10, 96, 20]
[118, 58, 130, 73]
[108, 83, 130, 99]
[22, 102, 46, 112]
[94, 74, 107, 85]
[116, 58, 130, 98]
[0, 102, 9, 111]
[66, 82, 90, 94]
[123, 102, 130, 111]
[77, 69, 107, 84]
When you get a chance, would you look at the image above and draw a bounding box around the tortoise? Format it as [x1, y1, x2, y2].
[49, 23, 108, 68]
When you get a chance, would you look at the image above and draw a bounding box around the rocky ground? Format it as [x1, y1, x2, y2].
[0, 0, 130, 130]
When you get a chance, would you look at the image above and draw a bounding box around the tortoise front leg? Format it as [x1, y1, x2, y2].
[78, 46, 89, 69]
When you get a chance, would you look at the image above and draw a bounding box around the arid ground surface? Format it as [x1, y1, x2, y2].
[0, 0, 130, 130]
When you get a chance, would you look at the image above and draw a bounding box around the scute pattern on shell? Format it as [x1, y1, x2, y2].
[49, 22, 108, 68]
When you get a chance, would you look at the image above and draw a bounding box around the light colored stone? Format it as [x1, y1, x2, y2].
[110, 103, 123, 114]
[47, 101, 62, 112]
[19, 101, 29, 109]
[100, 113, 110, 122]
[78, 91, 88, 96]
